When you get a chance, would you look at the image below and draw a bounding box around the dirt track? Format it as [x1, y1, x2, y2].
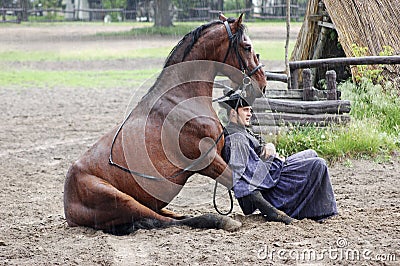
[0, 23, 399, 265]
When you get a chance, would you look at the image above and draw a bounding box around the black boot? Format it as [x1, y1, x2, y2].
[247, 191, 293, 225]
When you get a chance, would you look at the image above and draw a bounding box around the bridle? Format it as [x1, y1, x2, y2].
[222, 20, 264, 84]
[108, 20, 265, 215]
[212, 21, 265, 103]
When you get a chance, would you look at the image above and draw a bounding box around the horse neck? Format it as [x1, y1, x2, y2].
[143, 26, 226, 103]
[143, 60, 218, 104]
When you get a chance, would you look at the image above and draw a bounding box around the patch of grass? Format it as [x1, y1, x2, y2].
[0, 48, 171, 62]
[246, 21, 303, 27]
[97, 21, 302, 38]
[0, 51, 64, 62]
[129, 22, 202, 37]
[0, 68, 160, 89]
[341, 79, 400, 135]
[93, 21, 205, 38]
[275, 80, 400, 163]
[253, 40, 295, 61]
[0, 40, 290, 63]
[276, 120, 398, 163]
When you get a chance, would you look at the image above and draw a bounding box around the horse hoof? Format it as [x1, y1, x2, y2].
[219, 216, 242, 232]
[180, 213, 242, 231]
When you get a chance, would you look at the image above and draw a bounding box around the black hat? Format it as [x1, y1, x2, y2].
[219, 91, 251, 110]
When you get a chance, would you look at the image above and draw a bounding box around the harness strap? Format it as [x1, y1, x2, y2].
[222, 21, 233, 64]
[222, 20, 264, 78]
[224, 20, 234, 39]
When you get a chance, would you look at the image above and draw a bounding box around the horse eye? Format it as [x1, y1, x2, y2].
[244, 45, 252, 52]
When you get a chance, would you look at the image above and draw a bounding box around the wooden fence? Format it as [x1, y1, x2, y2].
[289, 55, 400, 90]
[177, 5, 305, 21]
[1, 4, 306, 23]
[1, 7, 133, 22]
[1, 8, 23, 23]
[254, 55, 400, 134]
[252, 68, 351, 134]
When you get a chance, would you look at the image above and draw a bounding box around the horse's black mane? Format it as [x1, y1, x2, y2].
[163, 17, 245, 68]
[141, 18, 245, 99]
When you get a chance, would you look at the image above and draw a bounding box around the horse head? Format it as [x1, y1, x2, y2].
[163, 13, 266, 103]
[216, 13, 267, 102]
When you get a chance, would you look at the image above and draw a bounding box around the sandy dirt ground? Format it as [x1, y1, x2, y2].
[0, 23, 399, 265]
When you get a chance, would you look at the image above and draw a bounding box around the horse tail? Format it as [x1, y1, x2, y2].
[103, 214, 241, 235]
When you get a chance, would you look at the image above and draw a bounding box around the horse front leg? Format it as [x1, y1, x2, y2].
[198, 154, 233, 189]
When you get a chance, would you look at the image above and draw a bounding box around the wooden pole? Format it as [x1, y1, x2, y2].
[291, 69, 298, 90]
[326, 70, 337, 100]
[265, 72, 288, 82]
[253, 98, 351, 114]
[285, 0, 291, 89]
[311, 1, 328, 86]
[302, 68, 317, 101]
[290, 55, 400, 70]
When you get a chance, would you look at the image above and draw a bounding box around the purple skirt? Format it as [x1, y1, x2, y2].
[262, 149, 338, 220]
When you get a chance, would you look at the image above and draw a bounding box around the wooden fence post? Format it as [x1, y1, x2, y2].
[302, 68, 317, 100]
[326, 70, 337, 100]
[290, 69, 298, 90]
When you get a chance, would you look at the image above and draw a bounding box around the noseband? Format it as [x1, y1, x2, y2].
[222, 21, 264, 79]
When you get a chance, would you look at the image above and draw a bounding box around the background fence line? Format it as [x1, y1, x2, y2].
[1, 5, 306, 23]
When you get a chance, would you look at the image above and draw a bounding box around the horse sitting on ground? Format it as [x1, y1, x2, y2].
[63, 13, 267, 235]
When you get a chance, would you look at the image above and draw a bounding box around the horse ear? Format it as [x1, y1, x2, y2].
[236, 13, 244, 26]
[219, 12, 228, 22]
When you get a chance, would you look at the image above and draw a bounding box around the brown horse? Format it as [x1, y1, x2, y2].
[64, 13, 267, 234]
